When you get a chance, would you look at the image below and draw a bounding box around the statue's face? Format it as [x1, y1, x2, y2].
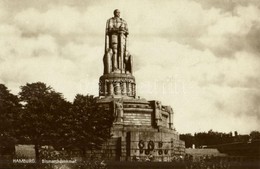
[114, 10, 120, 17]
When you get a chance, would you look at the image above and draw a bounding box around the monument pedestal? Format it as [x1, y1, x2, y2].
[96, 97, 185, 161]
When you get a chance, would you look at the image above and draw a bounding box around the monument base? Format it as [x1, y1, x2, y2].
[96, 97, 185, 162]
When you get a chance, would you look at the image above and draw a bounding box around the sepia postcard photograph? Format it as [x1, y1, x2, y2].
[0, 0, 259, 168]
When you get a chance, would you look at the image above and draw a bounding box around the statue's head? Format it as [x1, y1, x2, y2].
[113, 9, 120, 17]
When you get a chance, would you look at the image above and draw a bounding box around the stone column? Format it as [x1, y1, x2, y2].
[127, 81, 132, 96]
[132, 83, 136, 97]
[109, 82, 114, 95]
[99, 81, 102, 96]
[122, 81, 127, 95]
[104, 80, 108, 95]
[114, 81, 121, 95]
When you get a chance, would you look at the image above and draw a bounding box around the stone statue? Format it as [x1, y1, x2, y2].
[103, 9, 133, 74]
[155, 101, 162, 127]
[165, 106, 174, 129]
[114, 100, 124, 123]
[106, 9, 128, 35]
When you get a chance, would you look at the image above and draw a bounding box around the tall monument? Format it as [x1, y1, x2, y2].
[99, 9, 135, 97]
[96, 10, 185, 161]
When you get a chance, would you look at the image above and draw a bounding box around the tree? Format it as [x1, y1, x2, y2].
[250, 131, 260, 141]
[180, 134, 194, 148]
[18, 82, 71, 163]
[193, 130, 235, 147]
[62, 94, 114, 158]
[0, 84, 20, 155]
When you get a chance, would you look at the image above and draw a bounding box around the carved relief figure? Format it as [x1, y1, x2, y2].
[103, 9, 133, 74]
[165, 106, 174, 129]
[114, 100, 124, 123]
[155, 101, 162, 127]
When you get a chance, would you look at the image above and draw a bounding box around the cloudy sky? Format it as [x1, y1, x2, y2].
[0, 0, 259, 134]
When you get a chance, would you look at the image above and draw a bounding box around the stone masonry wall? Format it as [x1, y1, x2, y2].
[123, 110, 152, 126]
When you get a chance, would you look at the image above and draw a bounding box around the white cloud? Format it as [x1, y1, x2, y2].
[199, 4, 260, 56]
[14, 7, 83, 35]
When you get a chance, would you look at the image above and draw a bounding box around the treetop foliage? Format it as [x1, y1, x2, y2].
[0, 82, 114, 159]
[180, 129, 259, 148]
